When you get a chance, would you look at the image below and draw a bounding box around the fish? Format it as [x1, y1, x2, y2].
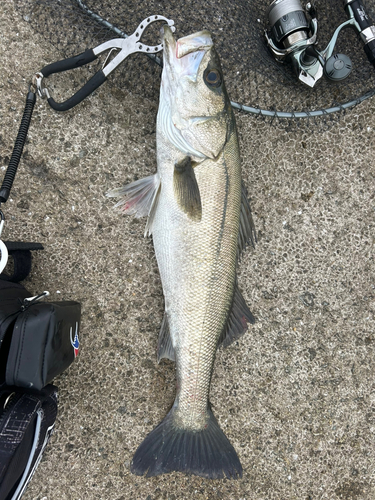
[107, 26, 256, 479]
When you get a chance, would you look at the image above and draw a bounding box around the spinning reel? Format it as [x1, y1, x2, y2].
[265, 0, 375, 87]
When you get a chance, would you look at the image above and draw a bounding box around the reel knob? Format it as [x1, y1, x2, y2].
[324, 53, 352, 81]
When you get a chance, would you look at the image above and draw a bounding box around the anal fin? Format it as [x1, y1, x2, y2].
[157, 313, 175, 363]
[219, 283, 255, 348]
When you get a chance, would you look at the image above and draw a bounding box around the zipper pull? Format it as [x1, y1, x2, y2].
[21, 291, 50, 311]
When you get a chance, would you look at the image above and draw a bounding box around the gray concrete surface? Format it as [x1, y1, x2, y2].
[1, 1, 375, 498]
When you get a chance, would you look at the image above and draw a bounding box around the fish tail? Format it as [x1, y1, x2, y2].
[131, 404, 242, 479]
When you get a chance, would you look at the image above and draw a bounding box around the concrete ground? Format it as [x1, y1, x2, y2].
[1, 1, 375, 499]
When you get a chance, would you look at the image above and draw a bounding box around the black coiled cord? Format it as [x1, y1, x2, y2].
[0, 91, 36, 204]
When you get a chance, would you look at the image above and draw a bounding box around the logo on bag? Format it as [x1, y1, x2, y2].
[70, 322, 80, 357]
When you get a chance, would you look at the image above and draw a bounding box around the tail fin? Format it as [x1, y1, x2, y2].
[131, 406, 242, 479]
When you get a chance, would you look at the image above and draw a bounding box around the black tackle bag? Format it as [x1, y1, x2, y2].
[0, 279, 80, 390]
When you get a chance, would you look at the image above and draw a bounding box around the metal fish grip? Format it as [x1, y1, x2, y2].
[34, 15, 175, 111]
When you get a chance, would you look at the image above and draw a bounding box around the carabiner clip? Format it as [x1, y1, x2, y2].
[36, 15, 175, 112]
[0, 210, 9, 275]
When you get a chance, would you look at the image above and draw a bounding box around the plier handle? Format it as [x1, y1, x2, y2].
[33, 15, 175, 111]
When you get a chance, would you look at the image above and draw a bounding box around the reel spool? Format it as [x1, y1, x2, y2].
[267, 0, 310, 49]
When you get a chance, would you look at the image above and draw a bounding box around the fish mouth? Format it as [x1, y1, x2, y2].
[162, 26, 213, 80]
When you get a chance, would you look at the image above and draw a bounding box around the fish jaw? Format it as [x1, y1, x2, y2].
[176, 31, 214, 58]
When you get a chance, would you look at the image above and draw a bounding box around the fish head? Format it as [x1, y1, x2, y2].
[160, 26, 232, 160]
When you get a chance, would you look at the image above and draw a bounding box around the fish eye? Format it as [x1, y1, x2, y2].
[204, 69, 222, 87]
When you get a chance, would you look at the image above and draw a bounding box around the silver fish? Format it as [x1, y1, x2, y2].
[108, 26, 256, 479]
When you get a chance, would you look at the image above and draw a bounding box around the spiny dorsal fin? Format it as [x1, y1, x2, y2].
[157, 313, 176, 363]
[107, 174, 160, 218]
[173, 157, 202, 221]
[238, 182, 257, 256]
[218, 283, 255, 348]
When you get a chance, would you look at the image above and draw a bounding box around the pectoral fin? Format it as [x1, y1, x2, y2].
[107, 174, 160, 218]
[173, 157, 202, 221]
